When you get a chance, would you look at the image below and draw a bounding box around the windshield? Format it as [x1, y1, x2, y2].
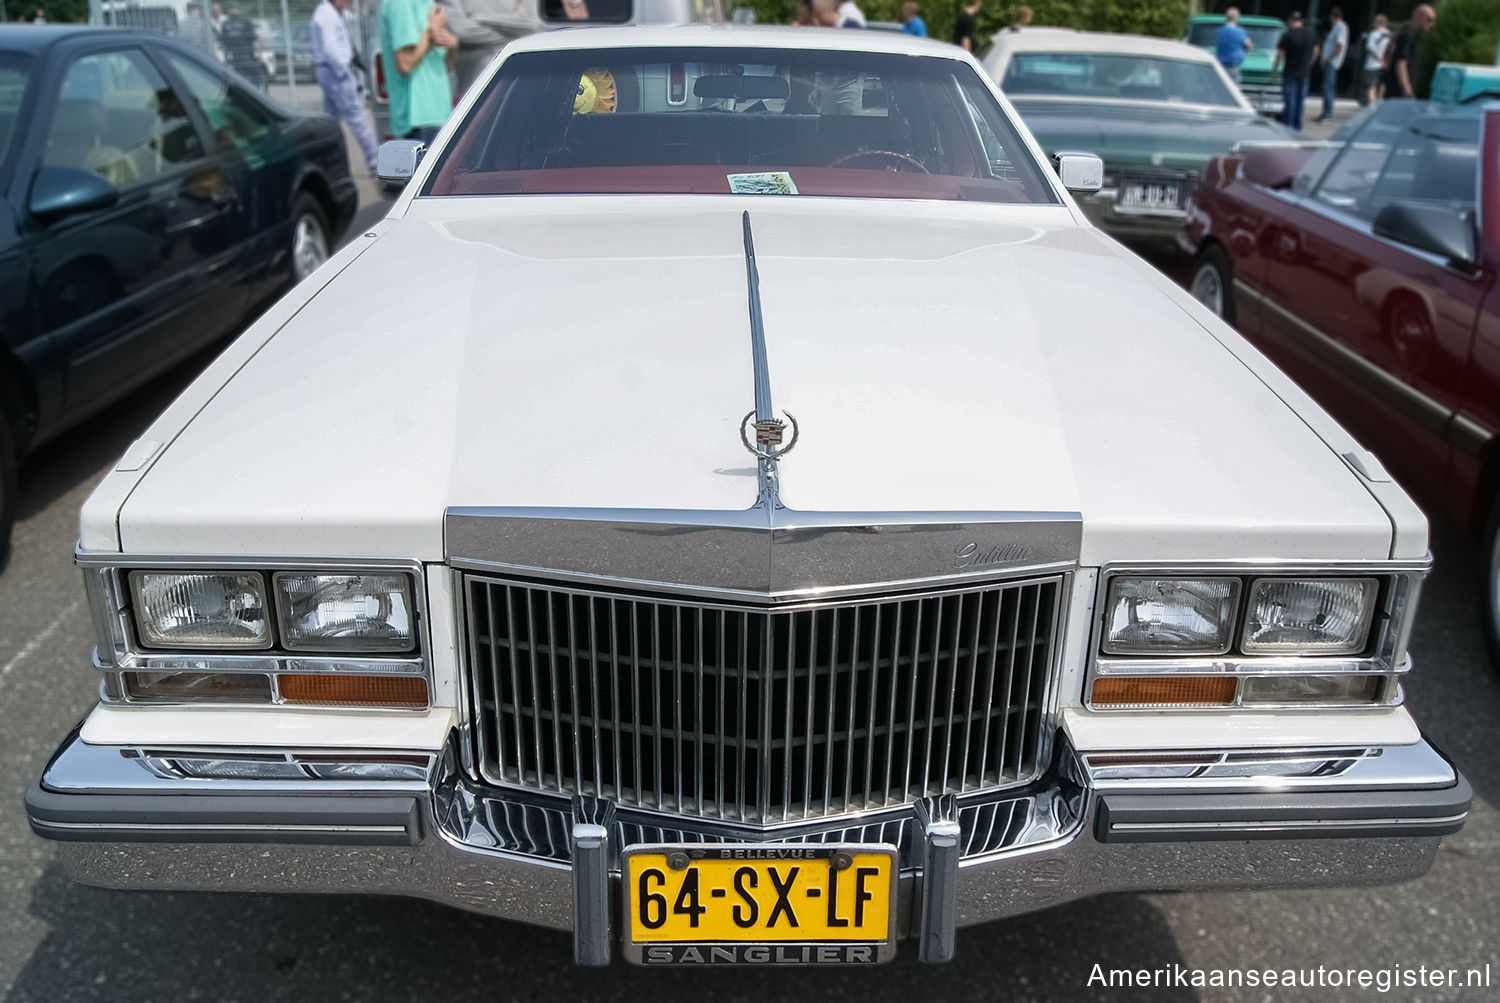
[1000, 52, 1241, 106]
[0, 52, 29, 181]
[425, 46, 1059, 204]
[1187, 23, 1283, 51]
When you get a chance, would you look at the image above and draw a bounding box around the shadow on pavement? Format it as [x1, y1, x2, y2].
[10, 865, 1196, 1003]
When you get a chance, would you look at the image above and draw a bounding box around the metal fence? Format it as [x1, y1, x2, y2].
[88, 0, 379, 117]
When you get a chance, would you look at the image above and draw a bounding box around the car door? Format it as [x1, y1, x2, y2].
[1256, 106, 1485, 492]
[160, 49, 289, 308]
[23, 44, 241, 422]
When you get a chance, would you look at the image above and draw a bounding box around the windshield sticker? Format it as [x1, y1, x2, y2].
[727, 172, 799, 195]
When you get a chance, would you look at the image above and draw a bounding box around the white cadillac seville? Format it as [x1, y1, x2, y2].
[28, 25, 1470, 967]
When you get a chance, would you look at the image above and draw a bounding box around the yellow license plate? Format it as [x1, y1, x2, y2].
[622, 844, 898, 966]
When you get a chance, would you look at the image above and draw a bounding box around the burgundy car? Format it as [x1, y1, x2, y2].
[1179, 99, 1500, 667]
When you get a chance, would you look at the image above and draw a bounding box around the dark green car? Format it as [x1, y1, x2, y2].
[1185, 13, 1287, 115]
[982, 29, 1292, 247]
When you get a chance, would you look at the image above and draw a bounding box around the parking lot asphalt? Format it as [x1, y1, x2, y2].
[2, 101, 1496, 1002]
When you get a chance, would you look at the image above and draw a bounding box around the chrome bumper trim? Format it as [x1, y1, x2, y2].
[29, 730, 1468, 962]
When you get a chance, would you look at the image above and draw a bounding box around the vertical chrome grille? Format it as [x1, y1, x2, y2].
[466, 576, 1063, 824]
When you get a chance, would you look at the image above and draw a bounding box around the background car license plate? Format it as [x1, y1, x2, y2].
[1119, 180, 1181, 211]
[622, 844, 898, 966]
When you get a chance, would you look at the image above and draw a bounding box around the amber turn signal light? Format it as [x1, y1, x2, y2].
[278, 673, 429, 709]
[1091, 675, 1237, 707]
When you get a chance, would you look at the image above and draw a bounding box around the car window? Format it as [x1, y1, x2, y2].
[165, 52, 273, 151]
[1305, 117, 1401, 218]
[43, 49, 204, 188]
[1370, 114, 1479, 213]
[1000, 52, 1240, 107]
[0, 52, 30, 181]
[427, 46, 1059, 204]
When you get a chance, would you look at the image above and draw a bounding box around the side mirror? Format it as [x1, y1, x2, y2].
[376, 139, 426, 193]
[29, 167, 117, 224]
[1052, 152, 1103, 194]
[1372, 203, 1478, 272]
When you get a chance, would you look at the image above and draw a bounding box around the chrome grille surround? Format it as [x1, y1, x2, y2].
[463, 573, 1067, 825]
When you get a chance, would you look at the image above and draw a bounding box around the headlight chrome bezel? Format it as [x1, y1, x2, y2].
[80, 553, 432, 711]
[1087, 560, 1427, 712]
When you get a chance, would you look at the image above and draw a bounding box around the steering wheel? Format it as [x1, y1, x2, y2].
[827, 149, 930, 173]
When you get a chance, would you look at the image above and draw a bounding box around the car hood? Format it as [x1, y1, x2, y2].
[117, 197, 1393, 564]
[1010, 99, 1289, 171]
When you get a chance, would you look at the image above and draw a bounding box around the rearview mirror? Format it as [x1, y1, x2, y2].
[1052, 152, 1103, 194]
[29, 167, 117, 224]
[1372, 203, 1477, 272]
[693, 75, 789, 100]
[377, 139, 426, 193]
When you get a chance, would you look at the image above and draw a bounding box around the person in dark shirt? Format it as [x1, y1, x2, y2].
[218, 5, 266, 90]
[952, 0, 979, 51]
[1273, 11, 1317, 130]
[1383, 4, 1436, 98]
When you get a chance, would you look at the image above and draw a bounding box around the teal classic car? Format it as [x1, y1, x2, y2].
[1185, 13, 1286, 115]
[982, 29, 1292, 246]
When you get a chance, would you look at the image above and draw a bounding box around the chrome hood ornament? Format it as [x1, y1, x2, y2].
[740, 211, 796, 505]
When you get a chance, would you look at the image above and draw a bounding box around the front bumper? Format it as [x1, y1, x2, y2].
[27, 728, 1468, 965]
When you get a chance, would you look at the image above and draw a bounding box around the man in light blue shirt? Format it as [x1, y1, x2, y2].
[900, 2, 926, 36]
[311, 0, 380, 171]
[1215, 7, 1251, 83]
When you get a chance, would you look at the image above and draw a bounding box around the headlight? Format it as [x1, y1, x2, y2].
[1102, 577, 1239, 654]
[273, 573, 414, 652]
[129, 571, 271, 649]
[1242, 578, 1377, 654]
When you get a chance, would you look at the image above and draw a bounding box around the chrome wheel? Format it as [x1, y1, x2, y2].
[1190, 261, 1224, 316]
[291, 206, 330, 283]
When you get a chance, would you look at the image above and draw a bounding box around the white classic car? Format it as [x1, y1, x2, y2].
[28, 26, 1469, 967]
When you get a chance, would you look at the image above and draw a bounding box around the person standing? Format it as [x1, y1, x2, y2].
[178, 0, 220, 60]
[380, 0, 457, 144]
[1384, 4, 1435, 100]
[1007, 5, 1030, 31]
[835, 0, 865, 28]
[1215, 7, 1251, 83]
[1315, 7, 1348, 122]
[311, 0, 380, 172]
[439, 0, 540, 96]
[1362, 13, 1390, 104]
[900, 1, 925, 36]
[1273, 11, 1317, 131]
[952, 0, 979, 51]
[218, 5, 266, 90]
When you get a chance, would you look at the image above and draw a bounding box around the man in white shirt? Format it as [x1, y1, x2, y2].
[1316, 6, 1348, 122]
[311, 0, 381, 172]
[1362, 13, 1390, 103]
[835, 0, 865, 28]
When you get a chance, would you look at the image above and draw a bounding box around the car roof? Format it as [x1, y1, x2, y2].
[0, 24, 165, 55]
[502, 23, 974, 59]
[987, 28, 1220, 64]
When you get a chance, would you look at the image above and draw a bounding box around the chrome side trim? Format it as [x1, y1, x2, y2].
[1107, 815, 1468, 835]
[1257, 293, 1453, 441]
[1082, 741, 1458, 793]
[1450, 411, 1494, 460]
[445, 507, 1082, 603]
